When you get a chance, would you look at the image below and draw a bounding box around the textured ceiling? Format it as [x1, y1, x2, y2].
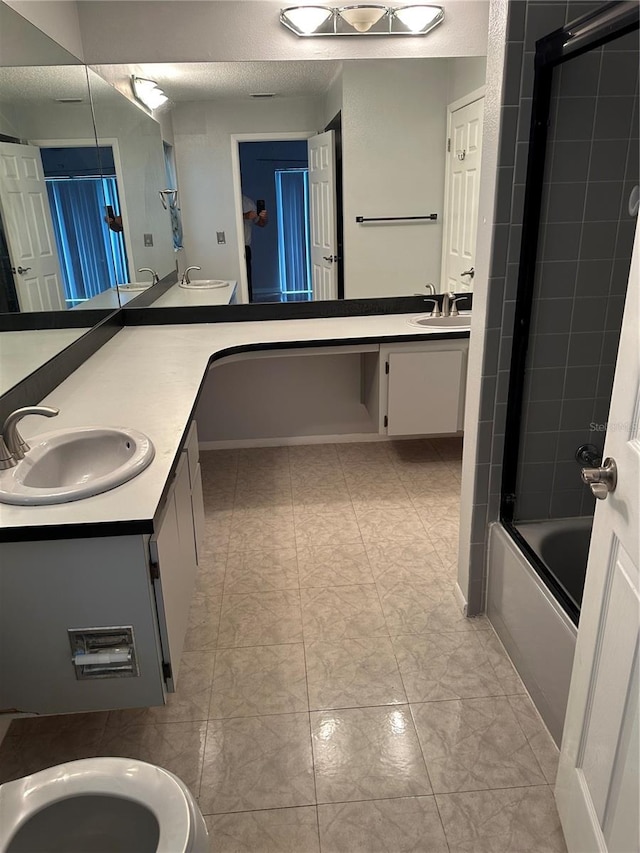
[98, 61, 344, 101]
[0, 61, 344, 106]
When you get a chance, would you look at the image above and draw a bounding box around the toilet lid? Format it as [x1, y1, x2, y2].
[0, 758, 195, 853]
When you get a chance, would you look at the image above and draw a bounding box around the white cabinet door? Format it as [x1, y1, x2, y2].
[150, 450, 198, 690]
[386, 350, 464, 436]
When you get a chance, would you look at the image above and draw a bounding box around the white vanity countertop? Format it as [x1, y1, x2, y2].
[0, 313, 469, 535]
[0, 328, 90, 397]
[71, 288, 138, 310]
[151, 281, 237, 308]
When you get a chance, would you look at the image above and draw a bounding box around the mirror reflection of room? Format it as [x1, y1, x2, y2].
[89, 56, 486, 305]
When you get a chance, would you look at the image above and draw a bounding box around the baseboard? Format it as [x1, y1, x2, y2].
[453, 582, 468, 616]
[199, 433, 389, 450]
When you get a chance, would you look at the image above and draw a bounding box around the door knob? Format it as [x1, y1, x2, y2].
[322, 255, 338, 263]
[11, 266, 32, 275]
[461, 267, 474, 278]
[581, 457, 617, 500]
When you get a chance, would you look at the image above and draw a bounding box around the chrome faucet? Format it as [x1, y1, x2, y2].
[138, 267, 159, 285]
[0, 406, 59, 468]
[181, 266, 201, 285]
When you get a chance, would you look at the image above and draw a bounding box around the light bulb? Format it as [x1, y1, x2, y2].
[393, 4, 441, 33]
[281, 6, 333, 34]
[338, 4, 387, 32]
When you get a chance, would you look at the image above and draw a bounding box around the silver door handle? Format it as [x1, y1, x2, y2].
[11, 266, 32, 275]
[461, 267, 474, 278]
[581, 457, 617, 500]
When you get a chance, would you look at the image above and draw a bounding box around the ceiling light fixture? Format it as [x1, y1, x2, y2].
[280, 3, 444, 36]
[131, 76, 168, 110]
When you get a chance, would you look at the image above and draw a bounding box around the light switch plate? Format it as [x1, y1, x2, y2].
[216, 231, 226, 244]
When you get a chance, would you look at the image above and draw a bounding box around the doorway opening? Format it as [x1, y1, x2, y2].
[239, 139, 311, 303]
[40, 145, 129, 307]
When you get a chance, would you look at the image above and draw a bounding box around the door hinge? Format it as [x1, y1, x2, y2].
[149, 559, 160, 581]
[384, 415, 388, 428]
[447, 137, 451, 152]
[385, 361, 389, 374]
[162, 661, 172, 681]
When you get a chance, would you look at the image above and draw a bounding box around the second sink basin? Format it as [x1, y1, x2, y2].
[0, 427, 155, 505]
[408, 314, 471, 330]
[179, 279, 229, 290]
[116, 282, 153, 292]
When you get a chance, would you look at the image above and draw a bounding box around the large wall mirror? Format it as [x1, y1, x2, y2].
[90, 55, 486, 309]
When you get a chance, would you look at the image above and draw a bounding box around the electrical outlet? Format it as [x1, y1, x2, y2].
[216, 231, 226, 244]
[143, 233, 154, 247]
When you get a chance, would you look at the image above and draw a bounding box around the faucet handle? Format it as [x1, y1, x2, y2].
[423, 298, 441, 318]
[450, 295, 470, 316]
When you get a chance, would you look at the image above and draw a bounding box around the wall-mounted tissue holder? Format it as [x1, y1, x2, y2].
[68, 626, 139, 680]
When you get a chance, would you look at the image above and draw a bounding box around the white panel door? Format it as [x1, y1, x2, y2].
[386, 350, 464, 436]
[308, 130, 338, 301]
[555, 219, 639, 853]
[442, 97, 484, 293]
[0, 141, 65, 311]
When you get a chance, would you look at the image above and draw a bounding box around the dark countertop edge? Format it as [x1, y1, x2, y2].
[0, 329, 470, 544]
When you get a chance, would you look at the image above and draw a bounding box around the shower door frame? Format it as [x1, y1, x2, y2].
[499, 0, 640, 624]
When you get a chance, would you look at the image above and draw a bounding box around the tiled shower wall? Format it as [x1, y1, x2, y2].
[467, 0, 639, 610]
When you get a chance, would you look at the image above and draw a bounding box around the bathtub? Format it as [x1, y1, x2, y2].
[487, 521, 582, 745]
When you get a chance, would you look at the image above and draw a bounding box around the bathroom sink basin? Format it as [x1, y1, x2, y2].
[116, 282, 152, 292]
[0, 427, 155, 505]
[407, 314, 471, 330]
[179, 279, 229, 290]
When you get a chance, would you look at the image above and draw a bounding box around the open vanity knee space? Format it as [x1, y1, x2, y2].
[0, 314, 469, 716]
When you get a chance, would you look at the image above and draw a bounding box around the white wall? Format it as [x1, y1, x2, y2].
[172, 97, 321, 280]
[342, 59, 449, 298]
[448, 55, 487, 103]
[3, 0, 84, 61]
[76, 0, 489, 65]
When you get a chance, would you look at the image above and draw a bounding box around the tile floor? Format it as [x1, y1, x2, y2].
[0, 439, 567, 852]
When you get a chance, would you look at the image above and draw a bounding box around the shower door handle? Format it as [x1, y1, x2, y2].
[581, 457, 617, 500]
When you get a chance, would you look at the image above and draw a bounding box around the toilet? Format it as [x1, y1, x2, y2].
[0, 757, 208, 853]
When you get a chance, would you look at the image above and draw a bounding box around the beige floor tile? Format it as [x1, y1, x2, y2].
[305, 636, 407, 710]
[312, 705, 431, 803]
[430, 437, 464, 461]
[345, 479, 411, 502]
[98, 720, 207, 797]
[210, 644, 308, 718]
[195, 548, 227, 595]
[206, 806, 320, 853]
[200, 713, 314, 814]
[233, 486, 293, 511]
[365, 541, 447, 585]
[297, 543, 374, 588]
[106, 652, 215, 726]
[183, 594, 223, 652]
[7, 712, 108, 737]
[228, 513, 296, 553]
[378, 580, 476, 635]
[224, 547, 299, 593]
[508, 694, 560, 784]
[389, 438, 440, 461]
[318, 796, 449, 853]
[480, 629, 527, 694]
[237, 446, 290, 466]
[291, 484, 351, 511]
[202, 487, 236, 512]
[294, 509, 363, 548]
[0, 723, 105, 783]
[289, 442, 339, 465]
[301, 584, 387, 641]
[337, 442, 394, 465]
[356, 506, 430, 544]
[411, 696, 546, 793]
[342, 467, 403, 493]
[436, 786, 567, 853]
[217, 590, 303, 648]
[392, 633, 504, 702]
[204, 511, 233, 548]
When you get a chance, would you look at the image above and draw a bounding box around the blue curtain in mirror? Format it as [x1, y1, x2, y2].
[275, 169, 311, 301]
[46, 177, 129, 307]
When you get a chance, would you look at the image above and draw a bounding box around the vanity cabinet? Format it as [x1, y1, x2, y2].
[0, 422, 204, 716]
[363, 339, 468, 438]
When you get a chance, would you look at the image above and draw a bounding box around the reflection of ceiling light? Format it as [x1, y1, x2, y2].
[280, 4, 444, 36]
[338, 4, 386, 32]
[393, 4, 442, 32]
[280, 6, 333, 34]
[131, 76, 168, 110]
